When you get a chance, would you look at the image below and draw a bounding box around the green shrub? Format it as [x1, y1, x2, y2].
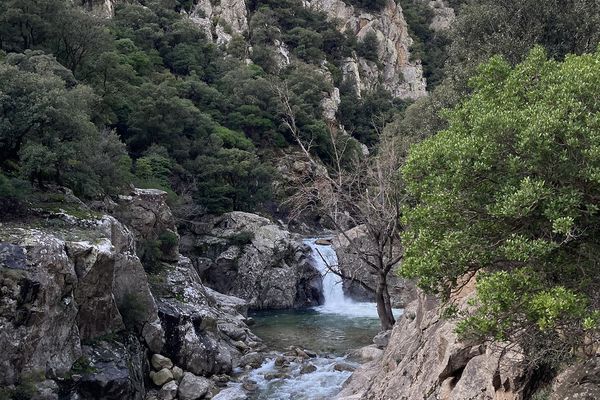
[229, 230, 255, 246]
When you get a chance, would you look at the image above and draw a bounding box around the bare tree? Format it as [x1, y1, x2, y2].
[276, 81, 408, 329]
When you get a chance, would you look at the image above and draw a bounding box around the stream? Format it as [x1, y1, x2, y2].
[215, 239, 403, 400]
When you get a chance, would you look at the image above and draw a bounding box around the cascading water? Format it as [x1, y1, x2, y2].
[304, 238, 385, 318]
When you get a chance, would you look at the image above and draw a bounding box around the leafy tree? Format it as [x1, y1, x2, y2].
[0, 51, 130, 197]
[356, 31, 380, 62]
[402, 48, 600, 365]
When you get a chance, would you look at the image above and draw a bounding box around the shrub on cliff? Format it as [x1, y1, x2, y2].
[402, 48, 600, 366]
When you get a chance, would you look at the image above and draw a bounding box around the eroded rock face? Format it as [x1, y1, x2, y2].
[307, 0, 427, 99]
[189, 0, 248, 45]
[333, 225, 416, 307]
[180, 212, 323, 310]
[336, 278, 528, 400]
[550, 356, 600, 400]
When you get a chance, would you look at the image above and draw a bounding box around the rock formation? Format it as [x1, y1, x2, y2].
[179, 211, 323, 310]
[0, 189, 261, 399]
[336, 277, 529, 400]
[307, 0, 427, 99]
[189, 0, 249, 45]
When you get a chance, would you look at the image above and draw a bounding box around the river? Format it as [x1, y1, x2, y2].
[214, 239, 402, 400]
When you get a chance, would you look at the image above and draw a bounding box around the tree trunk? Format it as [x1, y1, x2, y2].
[376, 271, 395, 330]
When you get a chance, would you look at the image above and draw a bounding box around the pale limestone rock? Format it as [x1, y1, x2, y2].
[336, 279, 528, 400]
[307, 0, 427, 99]
[189, 0, 248, 45]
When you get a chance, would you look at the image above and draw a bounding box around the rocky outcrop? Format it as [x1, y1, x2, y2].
[189, 0, 248, 45]
[550, 356, 600, 400]
[420, 0, 455, 32]
[336, 277, 528, 400]
[180, 212, 323, 310]
[307, 0, 427, 99]
[0, 212, 163, 388]
[333, 225, 416, 307]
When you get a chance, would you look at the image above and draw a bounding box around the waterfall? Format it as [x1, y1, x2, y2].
[304, 239, 381, 318]
[304, 239, 348, 307]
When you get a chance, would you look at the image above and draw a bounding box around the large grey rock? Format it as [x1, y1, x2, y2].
[336, 277, 527, 400]
[153, 257, 260, 376]
[151, 368, 174, 386]
[181, 212, 323, 310]
[115, 188, 179, 262]
[157, 380, 178, 400]
[0, 201, 163, 386]
[77, 338, 148, 400]
[551, 356, 600, 400]
[178, 372, 213, 400]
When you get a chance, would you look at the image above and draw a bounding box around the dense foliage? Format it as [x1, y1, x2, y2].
[402, 48, 600, 365]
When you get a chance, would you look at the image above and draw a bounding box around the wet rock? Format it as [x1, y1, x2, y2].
[178, 372, 213, 400]
[151, 354, 173, 371]
[242, 379, 258, 392]
[264, 371, 291, 380]
[151, 368, 174, 386]
[333, 362, 356, 372]
[304, 349, 317, 358]
[158, 380, 178, 400]
[274, 356, 288, 367]
[373, 330, 391, 348]
[211, 374, 231, 387]
[239, 352, 264, 369]
[300, 364, 317, 374]
[315, 239, 332, 246]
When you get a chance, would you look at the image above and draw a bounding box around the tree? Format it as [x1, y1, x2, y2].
[401, 48, 600, 366]
[278, 72, 408, 329]
[356, 31, 380, 62]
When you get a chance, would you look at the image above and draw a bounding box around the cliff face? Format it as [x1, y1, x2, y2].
[189, 0, 249, 45]
[308, 0, 427, 99]
[336, 277, 529, 400]
[184, 0, 426, 100]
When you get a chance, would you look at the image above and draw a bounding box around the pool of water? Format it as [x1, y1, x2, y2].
[250, 307, 385, 355]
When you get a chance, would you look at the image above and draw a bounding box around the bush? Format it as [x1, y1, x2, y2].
[230, 230, 255, 246]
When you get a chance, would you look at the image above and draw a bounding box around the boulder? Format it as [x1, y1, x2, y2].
[372, 330, 391, 348]
[151, 368, 173, 386]
[179, 212, 323, 310]
[351, 345, 383, 362]
[178, 372, 213, 400]
[157, 380, 178, 400]
[151, 354, 173, 371]
[333, 362, 356, 372]
[77, 339, 148, 400]
[172, 366, 184, 382]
